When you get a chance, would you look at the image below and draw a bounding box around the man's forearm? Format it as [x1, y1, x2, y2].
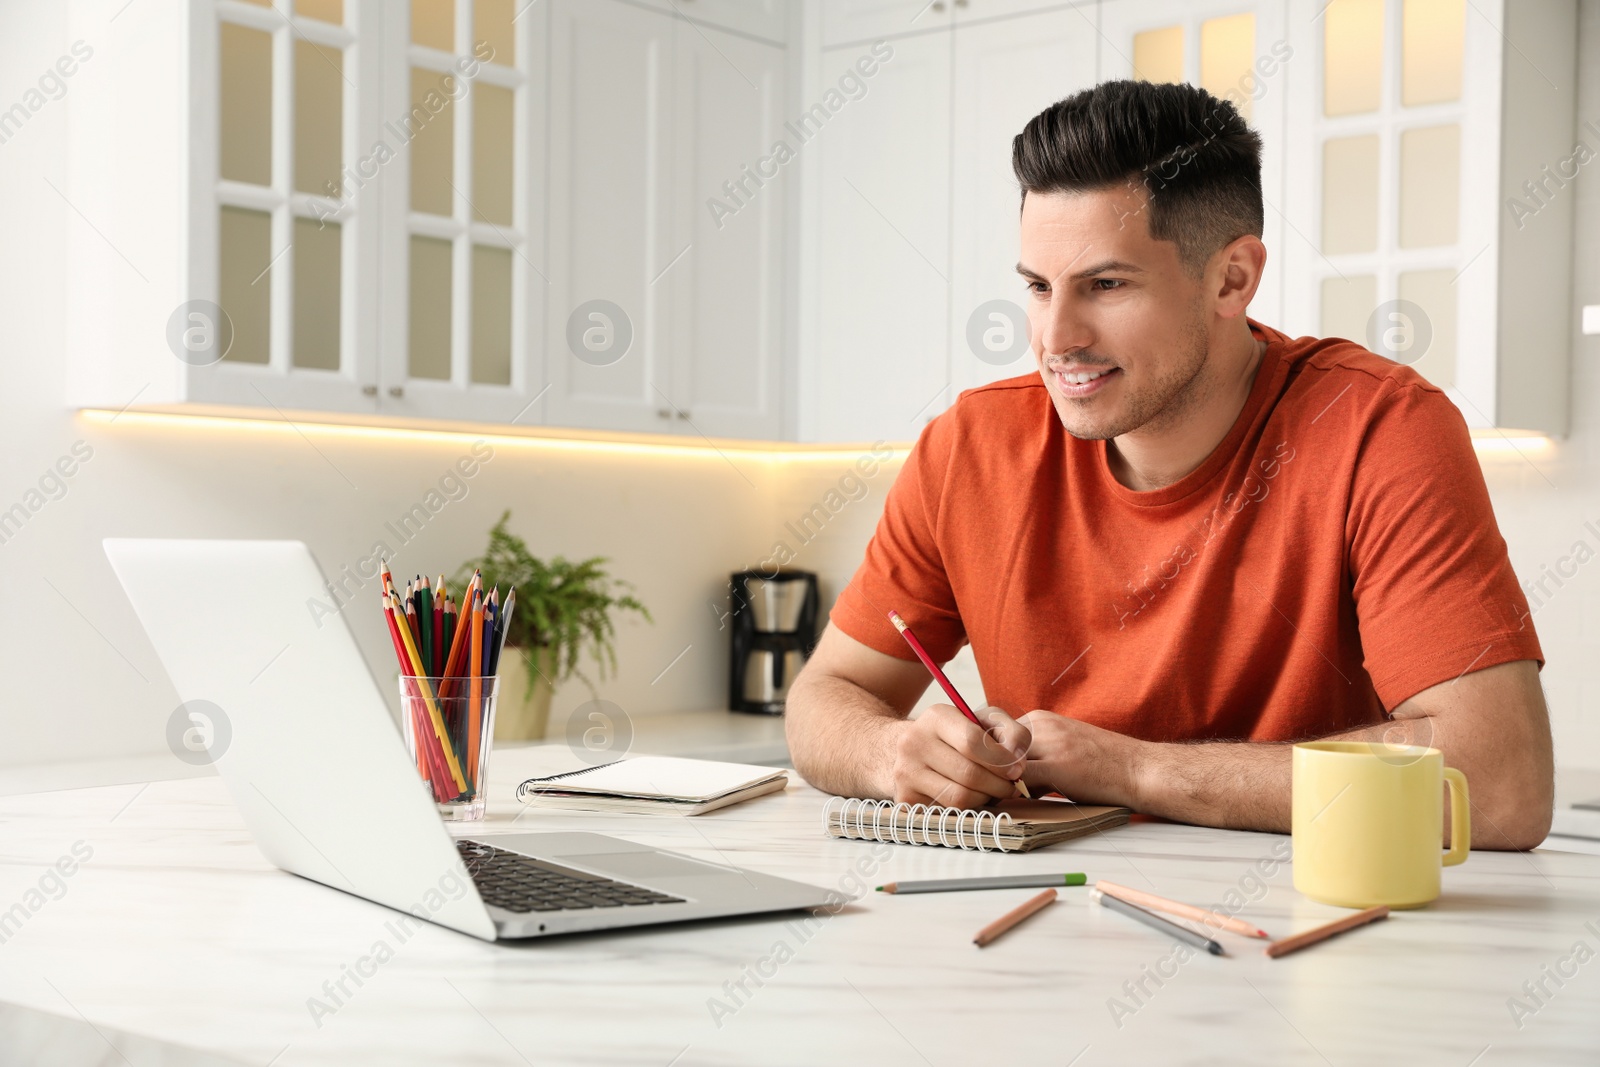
[1126, 734, 1294, 833]
[784, 671, 902, 799]
[1126, 713, 1550, 849]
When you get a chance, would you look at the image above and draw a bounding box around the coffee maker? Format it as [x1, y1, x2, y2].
[728, 570, 819, 715]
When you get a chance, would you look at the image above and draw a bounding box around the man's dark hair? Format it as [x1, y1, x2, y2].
[1012, 80, 1264, 275]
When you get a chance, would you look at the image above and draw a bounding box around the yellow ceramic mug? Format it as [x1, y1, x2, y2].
[1291, 741, 1469, 909]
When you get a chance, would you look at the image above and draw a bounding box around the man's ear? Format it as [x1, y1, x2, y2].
[1213, 234, 1267, 319]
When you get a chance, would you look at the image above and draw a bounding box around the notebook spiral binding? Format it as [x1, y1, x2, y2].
[822, 796, 1015, 852]
[513, 759, 622, 802]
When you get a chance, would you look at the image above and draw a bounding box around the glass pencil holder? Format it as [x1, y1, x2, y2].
[399, 675, 499, 822]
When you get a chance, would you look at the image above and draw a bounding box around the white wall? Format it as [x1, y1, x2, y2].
[1478, 0, 1600, 774]
[3, 1, 1597, 777]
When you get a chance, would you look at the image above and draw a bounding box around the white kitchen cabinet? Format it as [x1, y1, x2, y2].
[68, 0, 783, 440]
[1098, 0, 1289, 330]
[664, 19, 789, 440]
[377, 0, 548, 424]
[807, 31, 953, 443]
[948, 4, 1100, 399]
[954, 0, 1104, 25]
[544, 0, 786, 439]
[803, 1, 1103, 442]
[820, 0, 950, 49]
[543, 0, 677, 435]
[69, 0, 1575, 445]
[819, 0, 1094, 51]
[634, 0, 789, 43]
[68, 0, 390, 417]
[67, 0, 548, 424]
[1280, 0, 1577, 435]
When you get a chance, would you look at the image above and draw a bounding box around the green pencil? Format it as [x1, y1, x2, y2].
[417, 578, 433, 676]
[878, 873, 1087, 894]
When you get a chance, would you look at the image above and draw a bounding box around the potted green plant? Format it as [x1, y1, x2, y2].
[454, 511, 651, 740]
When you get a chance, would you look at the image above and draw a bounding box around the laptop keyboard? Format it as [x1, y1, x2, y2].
[457, 840, 685, 913]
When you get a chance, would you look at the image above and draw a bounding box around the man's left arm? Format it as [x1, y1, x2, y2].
[1019, 657, 1553, 849]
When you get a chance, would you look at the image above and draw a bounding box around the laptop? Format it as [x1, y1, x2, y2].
[104, 538, 832, 941]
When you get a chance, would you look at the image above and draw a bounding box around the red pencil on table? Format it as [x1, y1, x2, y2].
[888, 610, 1030, 799]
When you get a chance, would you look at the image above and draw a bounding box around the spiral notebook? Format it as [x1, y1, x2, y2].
[823, 796, 1131, 853]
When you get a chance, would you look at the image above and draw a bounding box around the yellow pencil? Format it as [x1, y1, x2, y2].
[393, 594, 467, 793]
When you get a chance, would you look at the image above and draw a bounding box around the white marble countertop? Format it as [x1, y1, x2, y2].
[2, 724, 1599, 1066]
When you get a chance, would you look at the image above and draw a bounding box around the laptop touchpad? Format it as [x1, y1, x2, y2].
[578, 851, 726, 881]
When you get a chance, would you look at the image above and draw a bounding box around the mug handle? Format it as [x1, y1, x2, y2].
[1443, 767, 1470, 866]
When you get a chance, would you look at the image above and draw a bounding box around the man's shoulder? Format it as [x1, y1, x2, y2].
[1261, 327, 1468, 452]
[901, 374, 1051, 487]
[1274, 328, 1451, 410]
[939, 373, 1052, 438]
[957, 371, 1050, 405]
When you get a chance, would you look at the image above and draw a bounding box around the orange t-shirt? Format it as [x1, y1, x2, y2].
[831, 318, 1542, 742]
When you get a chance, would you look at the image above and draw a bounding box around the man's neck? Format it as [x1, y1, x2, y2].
[1106, 327, 1268, 492]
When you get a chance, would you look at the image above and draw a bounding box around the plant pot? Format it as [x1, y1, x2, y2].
[494, 646, 556, 741]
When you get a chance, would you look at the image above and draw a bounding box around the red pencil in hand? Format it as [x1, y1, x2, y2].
[888, 610, 1030, 798]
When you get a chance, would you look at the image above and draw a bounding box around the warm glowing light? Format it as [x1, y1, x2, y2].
[78, 408, 912, 464]
[81, 409, 1551, 463]
[1468, 429, 1554, 456]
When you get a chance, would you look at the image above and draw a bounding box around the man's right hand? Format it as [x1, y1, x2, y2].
[786, 624, 1030, 805]
[885, 705, 1031, 808]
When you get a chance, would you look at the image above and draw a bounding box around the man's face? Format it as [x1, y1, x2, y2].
[1018, 186, 1212, 441]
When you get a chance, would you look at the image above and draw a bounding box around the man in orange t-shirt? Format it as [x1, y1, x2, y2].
[785, 80, 1553, 849]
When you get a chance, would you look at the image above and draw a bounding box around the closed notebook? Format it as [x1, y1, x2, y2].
[517, 756, 788, 816]
[823, 796, 1130, 853]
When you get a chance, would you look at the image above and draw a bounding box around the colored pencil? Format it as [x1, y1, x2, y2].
[1091, 888, 1225, 956]
[384, 594, 450, 799]
[1097, 880, 1271, 940]
[382, 595, 432, 786]
[441, 571, 479, 699]
[394, 597, 456, 798]
[392, 594, 467, 794]
[880, 873, 1086, 894]
[417, 578, 433, 676]
[485, 590, 499, 676]
[380, 562, 458, 799]
[887, 609, 1029, 799]
[468, 589, 484, 785]
[973, 889, 1057, 947]
[431, 576, 445, 675]
[442, 597, 456, 677]
[490, 588, 515, 676]
[377, 562, 515, 803]
[1265, 906, 1389, 959]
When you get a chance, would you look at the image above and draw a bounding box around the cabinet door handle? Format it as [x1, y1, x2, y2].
[932, 1, 945, 9]
[388, 386, 404, 398]
[675, 410, 691, 420]
[656, 408, 672, 419]
[361, 385, 377, 397]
